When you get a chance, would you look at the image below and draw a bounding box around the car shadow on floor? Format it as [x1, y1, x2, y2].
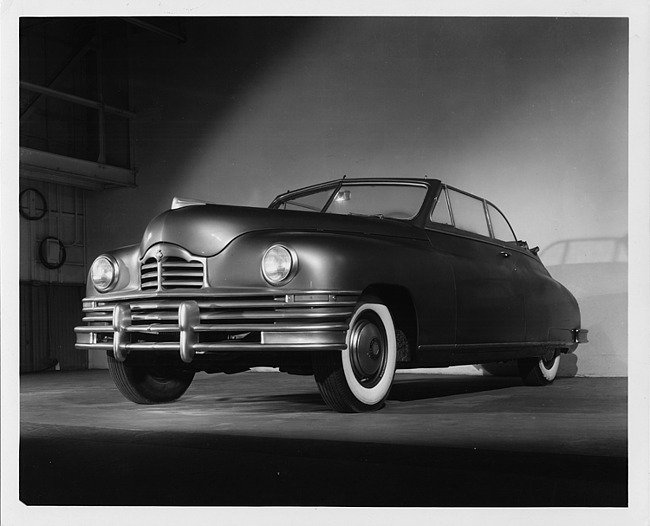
[215, 375, 526, 412]
[388, 374, 524, 402]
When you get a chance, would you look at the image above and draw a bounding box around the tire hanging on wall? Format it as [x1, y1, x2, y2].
[19, 187, 48, 221]
[38, 236, 67, 270]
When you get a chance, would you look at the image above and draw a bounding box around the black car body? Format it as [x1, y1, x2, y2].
[75, 178, 587, 412]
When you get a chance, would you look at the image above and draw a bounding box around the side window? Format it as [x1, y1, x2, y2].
[279, 188, 333, 212]
[487, 204, 517, 242]
[447, 188, 490, 237]
[430, 187, 452, 225]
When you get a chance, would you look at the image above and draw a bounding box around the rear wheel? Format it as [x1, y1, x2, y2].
[107, 352, 195, 404]
[313, 302, 397, 412]
[518, 349, 560, 386]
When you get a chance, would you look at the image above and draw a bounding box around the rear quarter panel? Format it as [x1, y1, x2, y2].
[514, 249, 581, 343]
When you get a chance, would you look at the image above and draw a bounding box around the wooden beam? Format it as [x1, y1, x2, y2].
[20, 81, 136, 120]
[20, 35, 98, 120]
[19, 147, 137, 190]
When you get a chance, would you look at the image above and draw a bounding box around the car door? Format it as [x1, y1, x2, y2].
[426, 186, 526, 345]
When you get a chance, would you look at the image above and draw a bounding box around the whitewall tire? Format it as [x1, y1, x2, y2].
[313, 302, 397, 412]
[518, 350, 561, 386]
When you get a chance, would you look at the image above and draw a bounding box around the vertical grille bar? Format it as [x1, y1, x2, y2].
[140, 252, 205, 291]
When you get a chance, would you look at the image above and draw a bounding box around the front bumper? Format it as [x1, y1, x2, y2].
[75, 290, 359, 363]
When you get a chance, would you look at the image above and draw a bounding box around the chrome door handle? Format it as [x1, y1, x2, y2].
[499, 251, 511, 258]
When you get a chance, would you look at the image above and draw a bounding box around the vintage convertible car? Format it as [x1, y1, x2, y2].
[75, 178, 587, 412]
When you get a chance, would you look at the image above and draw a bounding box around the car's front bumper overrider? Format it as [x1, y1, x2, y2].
[572, 328, 589, 344]
[75, 291, 360, 363]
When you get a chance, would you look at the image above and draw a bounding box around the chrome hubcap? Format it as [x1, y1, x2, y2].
[349, 313, 387, 387]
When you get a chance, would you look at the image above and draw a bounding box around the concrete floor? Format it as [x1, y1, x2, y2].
[19, 369, 627, 507]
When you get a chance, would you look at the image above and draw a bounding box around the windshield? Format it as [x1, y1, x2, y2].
[275, 183, 428, 220]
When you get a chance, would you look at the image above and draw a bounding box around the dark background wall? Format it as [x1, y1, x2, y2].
[84, 17, 628, 376]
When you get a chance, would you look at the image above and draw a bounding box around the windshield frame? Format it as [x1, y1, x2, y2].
[269, 178, 436, 224]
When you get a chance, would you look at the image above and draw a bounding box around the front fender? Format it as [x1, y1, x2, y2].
[85, 244, 140, 296]
[209, 230, 456, 345]
[207, 230, 426, 289]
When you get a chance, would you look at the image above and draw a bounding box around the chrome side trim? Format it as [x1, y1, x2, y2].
[81, 289, 362, 303]
[418, 340, 576, 352]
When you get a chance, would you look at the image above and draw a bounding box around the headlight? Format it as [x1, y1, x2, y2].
[261, 245, 296, 285]
[90, 255, 119, 292]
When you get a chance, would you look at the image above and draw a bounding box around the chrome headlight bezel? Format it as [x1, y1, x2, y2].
[90, 255, 119, 292]
[261, 244, 298, 285]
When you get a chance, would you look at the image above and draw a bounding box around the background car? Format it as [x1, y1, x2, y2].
[75, 178, 587, 412]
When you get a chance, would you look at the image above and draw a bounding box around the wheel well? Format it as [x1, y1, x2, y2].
[361, 284, 418, 362]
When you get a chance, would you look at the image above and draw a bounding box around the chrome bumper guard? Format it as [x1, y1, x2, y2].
[572, 328, 589, 344]
[75, 292, 358, 363]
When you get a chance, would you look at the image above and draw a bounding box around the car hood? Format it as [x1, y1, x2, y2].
[139, 203, 426, 257]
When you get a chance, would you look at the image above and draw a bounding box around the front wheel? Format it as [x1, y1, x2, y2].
[518, 349, 561, 386]
[313, 302, 397, 412]
[107, 352, 195, 404]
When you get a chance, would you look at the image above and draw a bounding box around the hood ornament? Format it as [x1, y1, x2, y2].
[156, 249, 164, 262]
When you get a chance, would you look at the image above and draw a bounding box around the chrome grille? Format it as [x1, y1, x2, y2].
[140, 257, 205, 290]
